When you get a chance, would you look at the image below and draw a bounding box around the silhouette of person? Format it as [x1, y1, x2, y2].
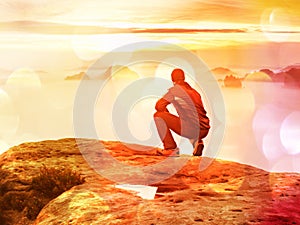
[154, 68, 210, 156]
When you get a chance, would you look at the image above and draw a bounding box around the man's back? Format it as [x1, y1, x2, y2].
[154, 68, 210, 155]
[167, 82, 210, 130]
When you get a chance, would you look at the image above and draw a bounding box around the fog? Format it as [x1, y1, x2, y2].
[0, 68, 299, 173]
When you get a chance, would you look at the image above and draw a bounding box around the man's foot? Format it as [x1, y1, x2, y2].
[157, 148, 179, 157]
[192, 140, 204, 156]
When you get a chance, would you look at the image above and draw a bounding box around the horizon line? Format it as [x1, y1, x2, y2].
[1, 20, 300, 35]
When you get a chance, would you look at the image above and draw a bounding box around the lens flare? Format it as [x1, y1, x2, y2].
[262, 131, 285, 162]
[110, 65, 140, 95]
[71, 33, 142, 61]
[6, 68, 41, 89]
[260, 8, 292, 42]
[128, 97, 158, 142]
[71, 34, 104, 61]
[280, 111, 300, 155]
[0, 88, 19, 136]
[13, 133, 40, 146]
[270, 155, 296, 173]
[0, 140, 9, 155]
[222, 87, 255, 126]
[252, 104, 286, 155]
[155, 62, 177, 81]
[42, 82, 76, 110]
[292, 155, 300, 172]
[74, 41, 225, 184]
[128, 62, 158, 78]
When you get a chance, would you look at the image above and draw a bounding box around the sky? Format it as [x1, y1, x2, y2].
[0, 0, 300, 73]
[0, 0, 299, 28]
[0, 1, 300, 172]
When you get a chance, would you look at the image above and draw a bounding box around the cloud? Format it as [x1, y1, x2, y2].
[0, 0, 264, 24]
[0, 0, 299, 30]
[0, 0, 82, 21]
[131, 28, 248, 33]
[0, 20, 248, 35]
[166, 0, 296, 26]
[172, 0, 260, 24]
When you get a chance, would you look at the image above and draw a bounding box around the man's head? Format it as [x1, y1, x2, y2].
[171, 68, 185, 83]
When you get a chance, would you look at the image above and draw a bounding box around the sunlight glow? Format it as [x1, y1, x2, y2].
[270, 156, 295, 173]
[0, 88, 19, 136]
[262, 131, 284, 161]
[154, 62, 176, 81]
[292, 155, 300, 172]
[43, 83, 76, 110]
[280, 111, 300, 155]
[154, 59, 201, 89]
[261, 8, 293, 42]
[110, 66, 140, 95]
[13, 133, 40, 147]
[0, 140, 9, 155]
[6, 68, 42, 88]
[128, 98, 157, 142]
[252, 104, 285, 156]
[71, 33, 147, 60]
[222, 87, 255, 126]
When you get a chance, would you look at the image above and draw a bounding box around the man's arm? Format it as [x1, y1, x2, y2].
[155, 98, 170, 112]
[155, 90, 174, 112]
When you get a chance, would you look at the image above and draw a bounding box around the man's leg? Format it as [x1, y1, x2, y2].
[153, 111, 181, 150]
[193, 128, 209, 156]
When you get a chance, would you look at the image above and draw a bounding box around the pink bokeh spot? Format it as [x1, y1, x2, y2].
[292, 155, 300, 172]
[253, 104, 285, 147]
[280, 111, 300, 155]
[262, 131, 284, 162]
[270, 155, 296, 173]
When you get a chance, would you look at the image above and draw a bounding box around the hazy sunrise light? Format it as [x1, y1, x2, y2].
[0, 0, 300, 173]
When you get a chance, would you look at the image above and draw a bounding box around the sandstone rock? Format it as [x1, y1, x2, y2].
[0, 138, 299, 224]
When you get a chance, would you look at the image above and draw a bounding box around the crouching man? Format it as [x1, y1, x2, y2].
[154, 68, 210, 156]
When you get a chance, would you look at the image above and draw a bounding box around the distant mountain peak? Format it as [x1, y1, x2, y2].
[281, 63, 300, 72]
[211, 67, 238, 80]
[211, 67, 233, 73]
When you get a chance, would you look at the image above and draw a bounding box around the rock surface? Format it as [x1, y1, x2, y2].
[0, 138, 300, 225]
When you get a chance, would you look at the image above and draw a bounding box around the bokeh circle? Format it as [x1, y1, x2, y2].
[73, 41, 226, 184]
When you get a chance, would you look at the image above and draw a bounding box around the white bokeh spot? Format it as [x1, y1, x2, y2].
[6, 68, 41, 89]
[0, 88, 19, 136]
[280, 111, 300, 155]
[262, 131, 284, 162]
[260, 8, 292, 42]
